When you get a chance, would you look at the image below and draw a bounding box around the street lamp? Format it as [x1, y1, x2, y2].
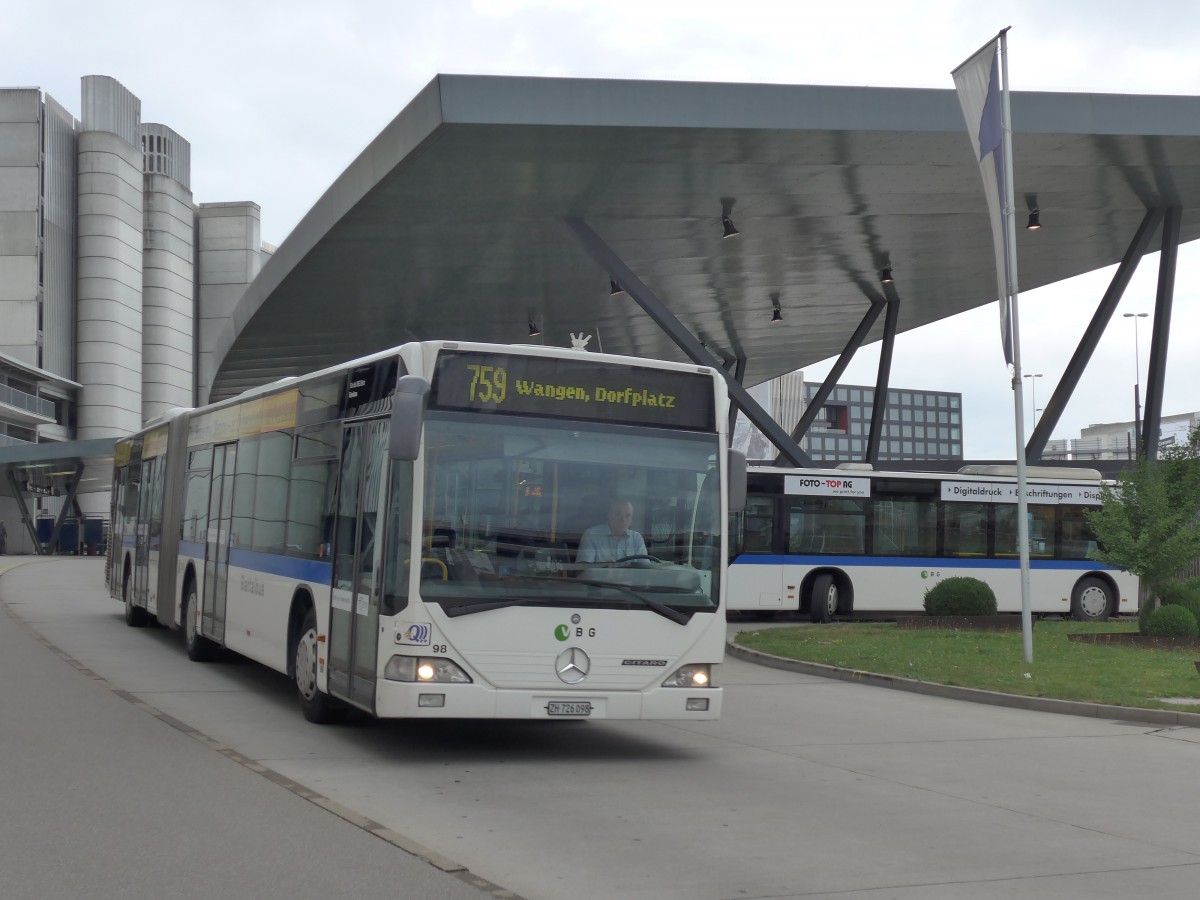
[1023, 373, 1042, 432]
[1123, 312, 1148, 442]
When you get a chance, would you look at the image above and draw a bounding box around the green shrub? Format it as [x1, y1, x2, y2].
[1153, 578, 1200, 633]
[923, 577, 998, 616]
[1157, 577, 1200, 607]
[1144, 604, 1199, 638]
[1164, 595, 1200, 625]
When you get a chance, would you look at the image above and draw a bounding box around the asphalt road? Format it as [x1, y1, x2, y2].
[5, 557, 1200, 900]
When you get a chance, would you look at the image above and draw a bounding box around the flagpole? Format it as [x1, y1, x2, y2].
[999, 28, 1034, 664]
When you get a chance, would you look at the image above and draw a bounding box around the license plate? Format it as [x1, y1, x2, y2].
[547, 701, 592, 716]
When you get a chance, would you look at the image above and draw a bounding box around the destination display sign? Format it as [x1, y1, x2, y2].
[430, 351, 716, 430]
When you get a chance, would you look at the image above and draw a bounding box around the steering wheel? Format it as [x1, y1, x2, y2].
[617, 554, 663, 563]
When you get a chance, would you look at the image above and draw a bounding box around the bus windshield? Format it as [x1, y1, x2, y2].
[413, 414, 721, 617]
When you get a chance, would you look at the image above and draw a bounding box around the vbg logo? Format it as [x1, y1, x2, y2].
[554, 624, 571, 641]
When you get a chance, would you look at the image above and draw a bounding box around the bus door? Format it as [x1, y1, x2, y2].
[131, 456, 156, 607]
[201, 443, 237, 643]
[327, 420, 388, 711]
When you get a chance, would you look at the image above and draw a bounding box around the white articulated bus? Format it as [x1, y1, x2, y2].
[109, 341, 746, 723]
[727, 463, 1138, 622]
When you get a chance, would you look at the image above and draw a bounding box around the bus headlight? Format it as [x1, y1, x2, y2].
[384, 655, 473, 684]
[662, 663, 716, 688]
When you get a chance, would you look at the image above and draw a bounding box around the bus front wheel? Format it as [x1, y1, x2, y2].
[294, 608, 348, 724]
[1071, 576, 1115, 621]
[810, 574, 839, 624]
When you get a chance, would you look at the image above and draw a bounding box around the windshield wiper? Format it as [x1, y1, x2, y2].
[444, 600, 564, 619]
[438, 575, 694, 624]
[437, 575, 570, 618]
[572, 579, 693, 625]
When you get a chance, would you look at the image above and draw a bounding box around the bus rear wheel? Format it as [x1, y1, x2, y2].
[1071, 576, 1115, 621]
[123, 568, 148, 627]
[294, 608, 348, 724]
[810, 574, 839, 624]
[183, 581, 217, 662]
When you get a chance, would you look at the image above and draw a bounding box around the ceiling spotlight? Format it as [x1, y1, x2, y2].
[528, 317, 540, 337]
[771, 308, 783, 324]
[609, 279, 624, 296]
[1025, 208, 1041, 230]
[881, 266, 894, 285]
[722, 214, 739, 239]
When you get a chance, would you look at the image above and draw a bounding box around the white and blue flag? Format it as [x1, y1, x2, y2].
[953, 34, 1014, 365]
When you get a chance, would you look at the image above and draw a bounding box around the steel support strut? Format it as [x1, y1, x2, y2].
[1026, 207, 1164, 462]
[5, 469, 43, 554]
[783, 295, 887, 465]
[1141, 206, 1181, 461]
[865, 284, 901, 465]
[45, 463, 85, 555]
[564, 217, 811, 465]
[726, 356, 747, 435]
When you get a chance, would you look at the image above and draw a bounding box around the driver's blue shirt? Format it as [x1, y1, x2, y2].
[576, 525, 647, 563]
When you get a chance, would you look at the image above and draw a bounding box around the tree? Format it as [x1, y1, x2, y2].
[1087, 427, 1200, 604]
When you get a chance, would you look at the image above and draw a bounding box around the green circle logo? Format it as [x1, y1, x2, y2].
[554, 624, 570, 641]
[921, 570, 929, 579]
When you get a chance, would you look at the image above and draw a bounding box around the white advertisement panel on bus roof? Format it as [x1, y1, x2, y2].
[783, 475, 871, 497]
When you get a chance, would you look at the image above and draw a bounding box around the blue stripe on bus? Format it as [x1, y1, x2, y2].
[730, 554, 1118, 571]
[179, 540, 206, 559]
[227, 548, 334, 585]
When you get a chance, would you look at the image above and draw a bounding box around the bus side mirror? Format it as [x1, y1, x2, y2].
[389, 375, 431, 461]
[728, 449, 747, 513]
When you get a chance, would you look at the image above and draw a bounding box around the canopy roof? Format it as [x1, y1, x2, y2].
[209, 74, 1200, 401]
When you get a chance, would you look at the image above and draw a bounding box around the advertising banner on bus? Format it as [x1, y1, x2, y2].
[783, 475, 871, 498]
[940, 481, 1103, 505]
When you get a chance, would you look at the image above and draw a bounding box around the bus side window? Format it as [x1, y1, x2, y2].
[1059, 505, 1094, 560]
[788, 508, 824, 554]
[741, 497, 775, 553]
[944, 503, 987, 556]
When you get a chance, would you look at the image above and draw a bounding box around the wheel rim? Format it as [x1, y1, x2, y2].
[185, 591, 198, 644]
[825, 583, 839, 616]
[1079, 584, 1109, 618]
[295, 627, 319, 701]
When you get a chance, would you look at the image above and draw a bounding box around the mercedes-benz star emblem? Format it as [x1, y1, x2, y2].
[555, 647, 591, 684]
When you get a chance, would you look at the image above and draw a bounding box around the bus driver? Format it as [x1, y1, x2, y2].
[576, 499, 648, 563]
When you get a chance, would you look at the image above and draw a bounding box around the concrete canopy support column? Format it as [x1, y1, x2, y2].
[76, 76, 143, 439]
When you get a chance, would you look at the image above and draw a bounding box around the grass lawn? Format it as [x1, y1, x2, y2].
[733, 620, 1200, 712]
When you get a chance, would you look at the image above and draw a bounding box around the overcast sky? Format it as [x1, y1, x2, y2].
[9, 0, 1200, 458]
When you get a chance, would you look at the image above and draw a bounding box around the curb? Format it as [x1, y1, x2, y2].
[726, 640, 1200, 729]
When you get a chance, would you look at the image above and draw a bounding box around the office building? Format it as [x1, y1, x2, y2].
[1, 75, 270, 541]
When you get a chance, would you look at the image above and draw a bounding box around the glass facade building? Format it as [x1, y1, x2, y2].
[804, 382, 963, 463]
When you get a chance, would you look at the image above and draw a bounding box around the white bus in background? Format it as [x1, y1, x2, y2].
[109, 341, 745, 723]
[728, 463, 1138, 622]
